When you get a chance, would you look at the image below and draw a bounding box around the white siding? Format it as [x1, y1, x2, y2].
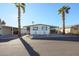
[30, 25, 50, 35]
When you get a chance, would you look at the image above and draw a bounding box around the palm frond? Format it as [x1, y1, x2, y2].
[58, 9, 61, 14]
[58, 8, 63, 14]
[66, 7, 70, 13]
[21, 5, 25, 13]
[14, 3, 19, 7]
[21, 3, 25, 13]
[58, 5, 70, 14]
[21, 3, 25, 6]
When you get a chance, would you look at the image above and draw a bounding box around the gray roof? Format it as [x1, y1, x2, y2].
[24, 24, 51, 27]
[23, 24, 58, 28]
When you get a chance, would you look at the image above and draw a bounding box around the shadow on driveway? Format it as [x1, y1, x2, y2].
[20, 37, 40, 56]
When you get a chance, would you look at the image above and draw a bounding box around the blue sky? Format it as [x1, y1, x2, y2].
[0, 3, 79, 27]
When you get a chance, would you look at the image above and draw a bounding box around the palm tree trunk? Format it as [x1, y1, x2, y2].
[18, 3, 21, 37]
[62, 12, 65, 34]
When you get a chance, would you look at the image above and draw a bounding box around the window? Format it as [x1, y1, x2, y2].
[33, 27, 38, 30]
[45, 26, 47, 30]
[42, 26, 47, 30]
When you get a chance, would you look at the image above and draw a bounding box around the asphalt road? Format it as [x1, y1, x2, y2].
[23, 35, 79, 56]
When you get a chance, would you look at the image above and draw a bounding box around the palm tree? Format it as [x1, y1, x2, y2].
[58, 6, 70, 34]
[15, 3, 25, 37]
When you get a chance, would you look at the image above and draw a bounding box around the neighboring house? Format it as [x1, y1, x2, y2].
[0, 26, 18, 35]
[0, 19, 18, 35]
[70, 25, 79, 34]
[58, 26, 71, 34]
[22, 24, 58, 35]
[57, 25, 79, 34]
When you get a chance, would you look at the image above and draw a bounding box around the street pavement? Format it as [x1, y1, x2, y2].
[23, 35, 79, 56]
[0, 35, 79, 56]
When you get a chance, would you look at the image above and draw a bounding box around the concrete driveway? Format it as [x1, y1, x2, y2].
[0, 35, 29, 56]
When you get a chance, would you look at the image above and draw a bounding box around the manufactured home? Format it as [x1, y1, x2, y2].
[0, 19, 18, 35]
[70, 25, 79, 34]
[22, 24, 58, 35]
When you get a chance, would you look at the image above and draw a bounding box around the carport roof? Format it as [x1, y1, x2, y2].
[2, 25, 18, 29]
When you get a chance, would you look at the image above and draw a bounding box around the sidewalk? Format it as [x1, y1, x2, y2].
[0, 38, 29, 56]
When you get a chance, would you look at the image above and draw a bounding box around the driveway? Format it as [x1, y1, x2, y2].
[0, 35, 29, 56]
